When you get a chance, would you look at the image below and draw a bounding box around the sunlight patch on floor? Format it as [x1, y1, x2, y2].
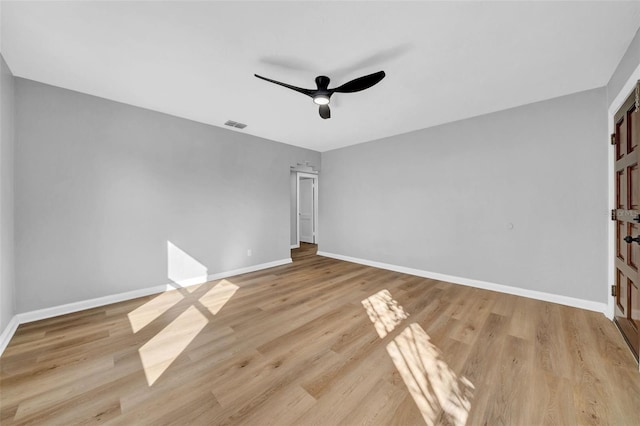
[387, 324, 473, 426]
[167, 241, 208, 290]
[198, 279, 239, 315]
[362, 289, 473, 425]
[138, 305, 207, 386]
[361, 289, 409, 338]
[127, 290, 184, 333]
[134, 241, 239, 386]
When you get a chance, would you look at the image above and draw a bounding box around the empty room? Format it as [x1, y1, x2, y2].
[1, 1, 640, 424]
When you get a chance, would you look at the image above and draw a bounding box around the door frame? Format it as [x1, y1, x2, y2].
[297, 172, 318, 245]
[609, 67, 640, 323]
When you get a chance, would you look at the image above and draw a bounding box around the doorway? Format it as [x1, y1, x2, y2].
[297, 172, 318, 246]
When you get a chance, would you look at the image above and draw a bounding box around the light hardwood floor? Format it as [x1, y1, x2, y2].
[1, 244, 639, 425]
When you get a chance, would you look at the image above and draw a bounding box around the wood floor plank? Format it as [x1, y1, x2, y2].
[527, 371, 577, 426]
[294, 345, 394, 425]
[1, 243, 638, 425]
[479, 335, 532, 425]
[534, 303, 573, 380]
[233, 384, 316, 426]
[338, 378, 407, 425]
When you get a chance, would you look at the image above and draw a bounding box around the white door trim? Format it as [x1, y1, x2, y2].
[297, 172, 319, 245]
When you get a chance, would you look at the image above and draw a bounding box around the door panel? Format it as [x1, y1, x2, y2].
[616, 269, 625, 313]
[617, 222, 625, 259]
[630, 222, 640, 270]
[299, 178, 314, 243]
[613, 83, 640, 361]
[632, 283, 640, 330]
[616, 169, 625, 208]
[631, 164, 640, 209]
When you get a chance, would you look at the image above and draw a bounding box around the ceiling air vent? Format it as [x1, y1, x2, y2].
[224, 120, 247, 129]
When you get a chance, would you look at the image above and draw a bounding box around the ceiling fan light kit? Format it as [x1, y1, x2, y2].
[313, 95, 330, 105]
[255, 71, 386, 119]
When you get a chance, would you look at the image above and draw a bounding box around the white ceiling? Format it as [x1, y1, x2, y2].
[2, 1, 640, 152]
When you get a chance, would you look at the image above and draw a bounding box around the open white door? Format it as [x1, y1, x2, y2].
[299, 178, 314, 243]
[297, 173, 318, 244]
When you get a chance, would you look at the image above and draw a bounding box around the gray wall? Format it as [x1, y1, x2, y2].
[320, 88, 608, 303]
[607, 26, 640, 107]
[1, 54, 15, 331]
[14, 78, 320, 313]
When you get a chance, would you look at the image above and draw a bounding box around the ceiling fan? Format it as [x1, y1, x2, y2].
[254, 71, 386, 119]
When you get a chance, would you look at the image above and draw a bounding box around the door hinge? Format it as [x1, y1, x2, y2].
[611, 284, 617, 297]
[611, 209, 617, 221]
[611, 133, 616, 146]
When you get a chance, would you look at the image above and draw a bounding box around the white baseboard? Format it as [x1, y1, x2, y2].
[16, 284, 170, 325]
[0, 316, 19, 356]
[0, 258, 292, 356]
[317, 251, 608, 315]
[205, 258, 292, 282]
[290, 244, 300, 249]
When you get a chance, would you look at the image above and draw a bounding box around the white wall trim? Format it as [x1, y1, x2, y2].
[290, 244, 300, 249]
[0, 258, 291, 356]
[318, 251, 608, 314]
[607, 63, 640, 320]
[0, 315, 19, 356]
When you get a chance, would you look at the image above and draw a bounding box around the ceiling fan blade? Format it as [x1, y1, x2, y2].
[332, 71, 386, 93]
[254, 74, 315, 97]
[319, 104, 331, 119]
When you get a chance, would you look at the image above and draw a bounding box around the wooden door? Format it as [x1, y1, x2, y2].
[613, 81, 640, 361]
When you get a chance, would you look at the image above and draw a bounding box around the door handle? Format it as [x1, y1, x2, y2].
[624, 235, 640, 244]
[634, 214, 640, 223]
